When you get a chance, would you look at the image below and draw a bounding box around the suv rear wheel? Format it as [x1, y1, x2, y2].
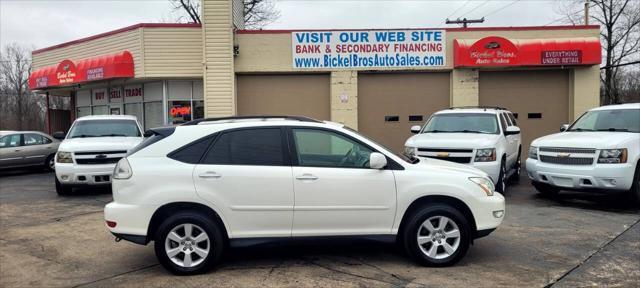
[496, 159, 507, 194]
[154, 212, 224, 275]
[628, 162, 640, 205]
[512, 149, 521, 182]
[402, 204, 470, 267]
[44, 154, 55, 171]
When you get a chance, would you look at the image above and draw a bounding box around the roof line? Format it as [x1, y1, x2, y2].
[237, 25, 599, 34]
[32, 23, 202, 55]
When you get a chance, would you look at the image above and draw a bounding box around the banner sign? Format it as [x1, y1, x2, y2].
[292, 30, 446, 69]
[541, 50, 582, 65]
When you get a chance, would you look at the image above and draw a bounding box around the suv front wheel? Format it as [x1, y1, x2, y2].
[154, 212, 224, 275]
[55, 178, 72, 195]
[402, 204, 470, 267]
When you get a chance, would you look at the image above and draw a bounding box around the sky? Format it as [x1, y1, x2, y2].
[0, 0, 575, 50]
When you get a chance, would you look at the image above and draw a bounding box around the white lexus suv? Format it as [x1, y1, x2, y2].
[104, 116, 505, 275]
[54, 115, 143, 195]
[404, 107, 522, 194]
[526, 103, 640, 202]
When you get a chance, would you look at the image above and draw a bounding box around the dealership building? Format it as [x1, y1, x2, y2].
[29, 0, 601, 153]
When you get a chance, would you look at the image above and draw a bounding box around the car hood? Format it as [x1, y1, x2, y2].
[531, 132, 638, 149]
[58, 137, 143, 153]
[417, 157, 489, 178]
[405, 133, 499, 149]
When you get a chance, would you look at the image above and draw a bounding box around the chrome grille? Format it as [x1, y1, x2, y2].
[539, 155, 593, 165]
[74, 150, 126, 165]
[539, 147, 596, 154]
[418, 148, 473, 153]
[426, 156, 472, 164]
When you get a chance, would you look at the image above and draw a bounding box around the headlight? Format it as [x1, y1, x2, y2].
[404, 146, 417, 158]
[113, 158, 133, 179]
[474, 148, 496, 162]
[598, 149, 627, 164]
[56, 151, 72, 163]
[529, 146, 538, 160]
[469, 177, 494, 196]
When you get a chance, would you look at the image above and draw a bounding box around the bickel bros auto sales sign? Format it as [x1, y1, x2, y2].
[292, 30, 446, 69]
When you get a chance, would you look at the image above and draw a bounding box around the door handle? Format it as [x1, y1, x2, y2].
[14, 150, 21, 152]
[198, 171, 221, 179]
[296, 174, 318, 181]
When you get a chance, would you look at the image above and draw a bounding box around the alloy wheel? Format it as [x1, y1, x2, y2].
[49, 157, 55, 170]
[417, 216, 461, 260]
[164, 223, 210, 268]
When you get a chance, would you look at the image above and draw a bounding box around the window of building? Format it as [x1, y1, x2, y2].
[144, 102, 163, 129]
[168, 100, 193, 124]
[92, 105, 108, 115]
[77, 107, 91, 117]
[202, 129, 285, 166]
[124, 103, 143, 124]
[292, 129, 373, 168]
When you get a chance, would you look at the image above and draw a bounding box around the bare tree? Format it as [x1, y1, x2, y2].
[559, 0, 640, 104]
[0, 43, 45, 131]
[170, 0, 280, 29]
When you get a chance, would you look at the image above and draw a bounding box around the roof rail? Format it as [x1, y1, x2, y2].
[181, 115, 321, 126]
[449, 106, 507, 111]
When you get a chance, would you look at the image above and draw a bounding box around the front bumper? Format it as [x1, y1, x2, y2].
[471, 161, 501, 184]
[526, 158, 635, 191]
[471, 192, 505, 231]
[55, 163, 116, 185]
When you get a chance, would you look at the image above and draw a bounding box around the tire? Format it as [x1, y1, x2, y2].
[44, 154, 55, 171]
[402, 204, 470, 267]
[496, 159, 507, 194]
[55, 177, 72, 195]
[512, 149, 521, 183]
[627, 162, 640, 205]
[154, 212, 224, 275]
[532, 181, 559, 197]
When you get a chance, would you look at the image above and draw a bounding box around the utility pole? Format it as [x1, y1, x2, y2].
[584, 0, 589, 25]
[445, 17, 485, 28]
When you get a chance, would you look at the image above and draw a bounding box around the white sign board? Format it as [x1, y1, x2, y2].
[292, 30, 446, 69]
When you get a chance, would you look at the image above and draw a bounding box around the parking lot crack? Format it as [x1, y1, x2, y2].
[70, 264, 159, 288]
[307, 259, 413, 287]
[544, 219, 640, 288]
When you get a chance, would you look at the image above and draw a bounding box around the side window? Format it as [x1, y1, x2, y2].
[498, 114, 508, 132]
[0, 135, 21, 148]
[202, 129, 285, 166]
[43, 136, 53, 144]
[168, 135, 215, 164]
[507, 112, 517, 126]
[292, 129, 373, 168]
[24, 134, 44, 146]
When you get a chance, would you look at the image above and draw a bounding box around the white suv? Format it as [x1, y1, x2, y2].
[104, 116, 505, 275]
[404, 107, 522, 193]
[527, 103, 640, 202]
[54, 115, 143, 195]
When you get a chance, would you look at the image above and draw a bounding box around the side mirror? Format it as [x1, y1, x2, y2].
[505, 126, 520, 136]
[410, 125, 422, 134]
[52, 131, 66, 140]
[369, 152, 387, 169]
[560, 124, 569, 132]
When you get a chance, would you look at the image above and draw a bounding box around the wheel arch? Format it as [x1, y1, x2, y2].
[398, 195, 478, 241]
[147, 202, 230, 246]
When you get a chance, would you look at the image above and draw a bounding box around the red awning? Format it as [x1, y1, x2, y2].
[29, 51, 134, 90]
[454, 37, 601, 68]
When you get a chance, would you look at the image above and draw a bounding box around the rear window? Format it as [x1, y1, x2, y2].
[201, 128, 285, 166]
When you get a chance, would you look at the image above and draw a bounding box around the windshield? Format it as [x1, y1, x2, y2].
[568, 109, 640, 133]
[68, 120, 141, 138]
[423, 113, 499, 134]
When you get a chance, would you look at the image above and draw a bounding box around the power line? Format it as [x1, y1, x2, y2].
[459, 0, 491, 18]
[483, 0, 521, 18]
[444, 0, 472, 20]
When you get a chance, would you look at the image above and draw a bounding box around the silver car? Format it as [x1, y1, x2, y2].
[0, 131, 60, 171]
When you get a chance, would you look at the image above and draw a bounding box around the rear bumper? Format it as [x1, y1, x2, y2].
[111, 232, 148, 245]
[526, 159, 635, 191]
[104, 202, 155, 236]
[55, 163, 116, 185]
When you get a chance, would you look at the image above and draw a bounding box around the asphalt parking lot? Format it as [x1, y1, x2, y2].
[0, 169, 638, 288]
